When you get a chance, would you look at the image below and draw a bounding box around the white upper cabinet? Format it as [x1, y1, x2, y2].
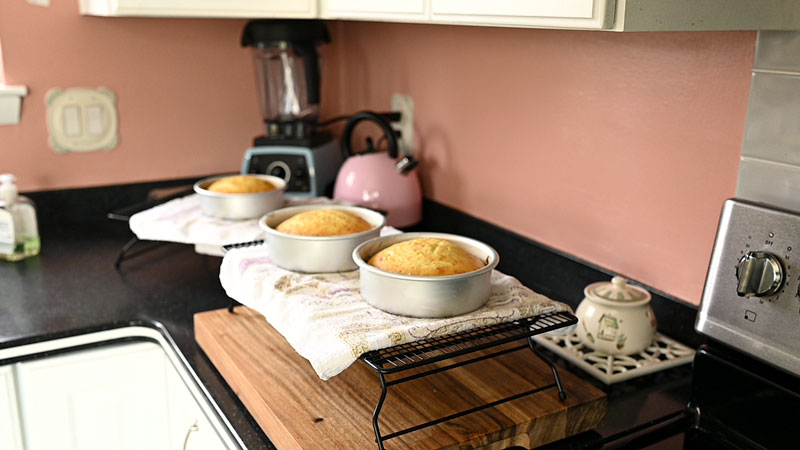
[322, 0, 427, 22]
[431, 0, 611, 30]
[323, 0, 800, 31]
[78, 0, 800, 31]
[321, 0, 611, 29]
[79, 0, 317, 18]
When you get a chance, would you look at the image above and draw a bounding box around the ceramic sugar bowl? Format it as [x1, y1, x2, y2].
[575, 276, 657, 356]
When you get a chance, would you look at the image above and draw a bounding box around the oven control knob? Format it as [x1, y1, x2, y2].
[736, 251, 784, 297]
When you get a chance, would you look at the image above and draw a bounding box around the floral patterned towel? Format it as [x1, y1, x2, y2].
[129, 194, 333, 247]
[219, 243, 573, 380]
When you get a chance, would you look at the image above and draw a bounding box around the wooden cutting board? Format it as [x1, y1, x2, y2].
[195, 307, 606, 450]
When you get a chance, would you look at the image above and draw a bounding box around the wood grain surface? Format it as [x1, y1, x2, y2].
[195, 307, 606, 450]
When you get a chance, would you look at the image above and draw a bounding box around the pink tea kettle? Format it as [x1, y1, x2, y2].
[333, 111, 422, 228]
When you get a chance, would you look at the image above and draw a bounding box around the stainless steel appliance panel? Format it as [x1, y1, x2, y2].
[697, 199, 800, 375]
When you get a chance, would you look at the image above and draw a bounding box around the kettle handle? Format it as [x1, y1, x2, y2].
[341, 111, 399, 159]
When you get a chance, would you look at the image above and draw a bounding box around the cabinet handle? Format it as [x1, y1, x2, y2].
[183, 420, 199, 450]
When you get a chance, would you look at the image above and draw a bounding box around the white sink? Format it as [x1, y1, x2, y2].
[0, 325, 243, 450]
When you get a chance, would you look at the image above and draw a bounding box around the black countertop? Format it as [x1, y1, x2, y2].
[0, 182, 698, 449]
[0, 220, 273, 449]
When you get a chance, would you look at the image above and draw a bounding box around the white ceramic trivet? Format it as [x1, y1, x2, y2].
[533, 332, 694, 384]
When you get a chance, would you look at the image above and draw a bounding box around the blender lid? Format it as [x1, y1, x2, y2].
[241, 19, 331, 47]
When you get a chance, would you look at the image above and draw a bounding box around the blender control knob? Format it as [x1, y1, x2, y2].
[736, 251, 784, 297]
[270, 166, 287, 179]
[266, 161, 291, 182]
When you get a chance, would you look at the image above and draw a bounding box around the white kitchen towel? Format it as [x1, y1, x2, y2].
[129, 194, 333, 248]
[219, 243, 573, 380]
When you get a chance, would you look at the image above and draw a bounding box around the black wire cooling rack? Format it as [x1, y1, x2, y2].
[359, 311, 577, 450]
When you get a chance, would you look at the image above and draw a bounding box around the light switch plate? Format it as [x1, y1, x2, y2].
[46, 87, 119, 153]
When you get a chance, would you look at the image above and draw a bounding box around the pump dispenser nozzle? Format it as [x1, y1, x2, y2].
[0, 174, 18, 207]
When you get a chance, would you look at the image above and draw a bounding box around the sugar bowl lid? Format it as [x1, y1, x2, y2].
[584, 276, 651, 306]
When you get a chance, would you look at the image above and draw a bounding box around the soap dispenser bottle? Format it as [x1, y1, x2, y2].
[0, 174, 40, 261]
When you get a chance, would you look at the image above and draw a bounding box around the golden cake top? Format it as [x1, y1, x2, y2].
[276, 209, 373, 236]
[368, 237, 485, 276]
[207, 175, 275, 194]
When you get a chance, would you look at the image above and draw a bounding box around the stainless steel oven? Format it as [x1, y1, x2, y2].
[598, 199, 800, 449]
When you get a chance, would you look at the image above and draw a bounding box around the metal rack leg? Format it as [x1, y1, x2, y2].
[115, 236, 141, 269]
[372, 373, 389, 450]
[528, 337, 567, 402]
[364, 314, 577, 448]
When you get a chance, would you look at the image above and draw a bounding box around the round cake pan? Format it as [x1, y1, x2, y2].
[353, 232, 500, 318]
[194, 174, 286, 220]
[259, 204, 386, 273]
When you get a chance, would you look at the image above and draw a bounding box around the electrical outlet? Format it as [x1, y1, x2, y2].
[391, 94, 414, 156]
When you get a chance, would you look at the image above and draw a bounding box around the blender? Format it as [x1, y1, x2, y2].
[240, 20, 342, 198]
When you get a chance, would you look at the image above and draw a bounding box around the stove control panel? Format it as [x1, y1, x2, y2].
[698, 199, 800, 376]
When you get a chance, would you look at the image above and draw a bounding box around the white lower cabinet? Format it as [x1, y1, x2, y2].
[6, 340, 229, 450]
[0, 366, 24, 450]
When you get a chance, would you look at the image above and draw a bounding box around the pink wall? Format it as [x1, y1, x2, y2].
[0, 1, 265, 191]
[0, 3, 755, 305]
[327, 22, 755, 305]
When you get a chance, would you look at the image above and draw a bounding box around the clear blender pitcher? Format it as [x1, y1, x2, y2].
[242, 20, 330, 139]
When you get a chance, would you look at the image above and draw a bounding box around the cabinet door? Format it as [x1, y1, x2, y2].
[16, 342, 172, 450]
[322, 0, 429, 22]
[0, 366, 24, 450]
[79, 0, 317, 18]
[431, 0, 613, 30]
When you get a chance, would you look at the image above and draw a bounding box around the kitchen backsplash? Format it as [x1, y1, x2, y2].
[737, 31, 800, 211]
[1, 2, 757, 306]
[326, 22, 754, 306]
